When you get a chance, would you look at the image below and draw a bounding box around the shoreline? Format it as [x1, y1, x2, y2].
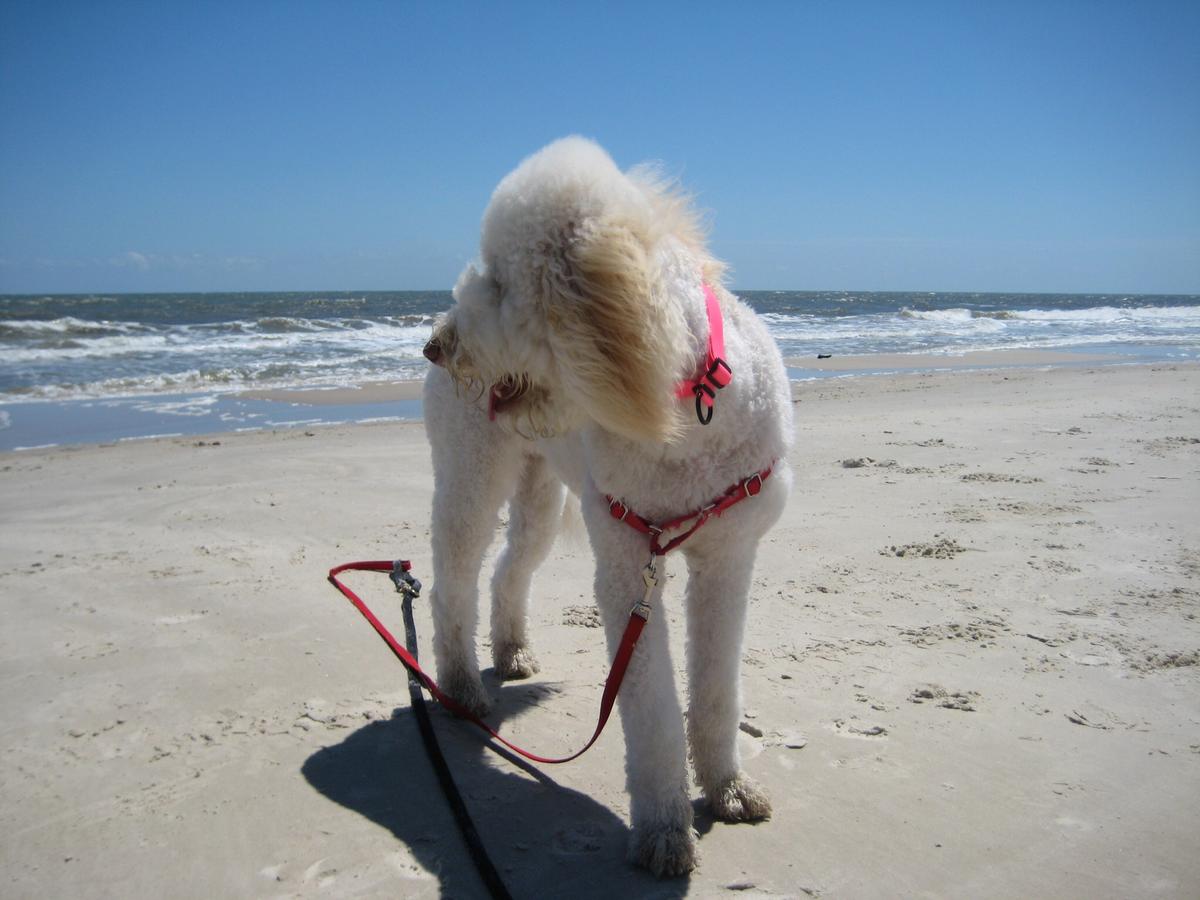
[2, 362, 1197, 897]
[236, 380, 426, 405]
[0, 347, 1196, 452]
[784, 346, 1123, 373]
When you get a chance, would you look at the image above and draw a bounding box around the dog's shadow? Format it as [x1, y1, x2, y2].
[302, 673, 691, 898]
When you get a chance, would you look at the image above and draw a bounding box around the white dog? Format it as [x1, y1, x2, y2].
[422, 137, 793, 876]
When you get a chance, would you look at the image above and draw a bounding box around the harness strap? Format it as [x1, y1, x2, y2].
[674, 283, 732, 424]
[606, 463, 774, 556]
[328, 559, 647, 765]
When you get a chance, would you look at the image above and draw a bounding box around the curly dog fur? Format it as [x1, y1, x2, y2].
[422, 137, 793, 876]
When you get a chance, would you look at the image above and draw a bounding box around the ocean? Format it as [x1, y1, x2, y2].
[2, 290, 1198, 450]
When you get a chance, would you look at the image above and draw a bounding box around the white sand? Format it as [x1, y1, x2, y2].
[2, 362, 1198, 898]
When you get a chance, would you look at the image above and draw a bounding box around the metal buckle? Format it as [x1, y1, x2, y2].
[390, 559, 422, 597]
[743, 473, 763, 497]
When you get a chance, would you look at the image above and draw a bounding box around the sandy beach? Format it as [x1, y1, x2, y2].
[2, 361, 1198, 899]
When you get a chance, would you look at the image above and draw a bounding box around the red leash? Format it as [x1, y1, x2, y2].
[328, 465, 773, 763]
[327, 559, 646, 764]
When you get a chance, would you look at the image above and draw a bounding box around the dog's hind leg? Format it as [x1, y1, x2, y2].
[681, 535, 773, 823]
[490, 452, 565, 680]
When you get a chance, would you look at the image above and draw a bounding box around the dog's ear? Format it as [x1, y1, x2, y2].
[540, 215, 683, 443]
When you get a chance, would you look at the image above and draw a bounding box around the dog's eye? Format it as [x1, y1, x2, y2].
[489, 276, 503, 304]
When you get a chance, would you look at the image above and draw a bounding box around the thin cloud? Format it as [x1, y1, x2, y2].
[110, 251, 151, 271]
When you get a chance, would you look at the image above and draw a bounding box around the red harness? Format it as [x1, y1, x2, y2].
[606, 464, 773, 556]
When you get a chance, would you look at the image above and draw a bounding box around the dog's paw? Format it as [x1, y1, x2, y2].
[439, 669, 491, 718]
[493, 643, 540, 680]
[627, 823, 698, 877]
[707, 772, 772, 822]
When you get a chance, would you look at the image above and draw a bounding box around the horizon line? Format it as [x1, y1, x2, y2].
[2, 286, 1199, 299]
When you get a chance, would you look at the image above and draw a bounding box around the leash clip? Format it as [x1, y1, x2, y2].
[390, 559, 422, 597]
[632, 560, 658, 620]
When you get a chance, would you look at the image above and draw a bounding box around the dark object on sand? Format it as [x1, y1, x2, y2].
[817, 354, 832, 359]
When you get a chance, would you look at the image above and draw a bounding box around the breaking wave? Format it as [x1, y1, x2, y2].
[1, 290, 1197, 402]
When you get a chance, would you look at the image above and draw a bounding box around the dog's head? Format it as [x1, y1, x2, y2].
[425, 137, 718, 442]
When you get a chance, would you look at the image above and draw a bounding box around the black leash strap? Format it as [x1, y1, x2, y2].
[398, 583, 514, 900]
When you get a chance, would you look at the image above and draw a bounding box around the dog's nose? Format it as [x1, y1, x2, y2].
[423, 338, 443, 365]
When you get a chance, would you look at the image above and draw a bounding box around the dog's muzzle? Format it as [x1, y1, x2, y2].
[423, 338, 444, 365]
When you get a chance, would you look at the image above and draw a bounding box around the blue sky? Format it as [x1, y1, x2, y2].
[1, 1, 1197, 294]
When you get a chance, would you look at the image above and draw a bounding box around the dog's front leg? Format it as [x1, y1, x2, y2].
[583, 493, 697, 877]
[681, 533, 772, 823]
[425, 370, 525, 716]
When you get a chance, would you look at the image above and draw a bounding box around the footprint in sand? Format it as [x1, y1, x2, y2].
[301, 858, 339, 888]
[899, 618, 1009, 648]
[562, 605, 602, 627]
[908, 684, 979, 711]
[829, 718, 888, 739]
[550, 822, 606, 854]
[961, 472, 1044, 484]
[880, 537, 968, 559]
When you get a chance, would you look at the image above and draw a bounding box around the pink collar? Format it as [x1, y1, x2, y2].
[674, 282, 732, 424]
